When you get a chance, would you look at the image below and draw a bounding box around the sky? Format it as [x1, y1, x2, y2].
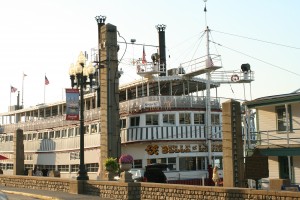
[0, 0, 299, 113]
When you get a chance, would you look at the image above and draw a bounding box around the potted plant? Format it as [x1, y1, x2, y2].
[119, 154, 133, 171]
[104, 157, 118, 172]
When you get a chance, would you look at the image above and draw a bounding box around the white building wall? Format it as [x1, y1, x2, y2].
[293, 156, 300, 184]
[268, 156, 279, 179]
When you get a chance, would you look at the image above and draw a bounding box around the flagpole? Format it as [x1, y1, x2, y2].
[44, 74, 46, 104]
[9, 86, 11, 111]
[22, 73, 24, 107]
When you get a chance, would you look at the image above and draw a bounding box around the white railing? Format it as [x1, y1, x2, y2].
[119, 95, 220, 114]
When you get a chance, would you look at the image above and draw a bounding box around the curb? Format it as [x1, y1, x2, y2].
[1, 190, 61, 200]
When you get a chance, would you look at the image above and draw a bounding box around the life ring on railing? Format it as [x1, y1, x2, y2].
[231, 74, 239, 82]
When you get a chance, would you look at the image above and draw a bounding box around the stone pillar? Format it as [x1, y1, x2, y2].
[13, 129, 24, 175]
[222, 100, 245, 187]
[99, 23, 121, 179]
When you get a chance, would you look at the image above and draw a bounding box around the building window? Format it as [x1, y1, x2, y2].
[194, 113, 205, 124]
[163, 114, 175, 125]
[71, 164, 79, 172]
[130, 116, 140, 127]
[146, 114, 159, 125]
[211, 114, 220, 125]
[58, 165, 69, 172]
[179, 113, 191, 124]
[276, 105, 292, 132]
[120, 118, 126, 129]
[6, 164, 13, 170]
[86, 163, 99, 172]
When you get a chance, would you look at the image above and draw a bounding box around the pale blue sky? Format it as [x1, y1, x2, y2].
[0, 0, 299, 112]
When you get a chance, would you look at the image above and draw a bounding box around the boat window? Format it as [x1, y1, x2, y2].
[75, 127, 80, 136]
[68, 129, 74, 137]
[61, 130, 67, 138]
[130, 116, 140, 127]
[49, 131, 54, 139]
[55, 130, 60, 138]
[133, 159, 142, 168]
[120, 118, 126, 128]
[194, 113, 205, 124]
[163, 114, 175, 125]
[211, 114, 220, 125]
[43, 132, 48, 139]
[91, 124, 97, 134]
[146, 114, 159, 125]
[38, 133, 43, 140]
[85, 125, 90, 134]
[32, 133, 37, 140]
[27, 134, 32, 141]
[197, 157, 206, 170]
[179, 113, 191, 124]
[179, 157, 196, 171]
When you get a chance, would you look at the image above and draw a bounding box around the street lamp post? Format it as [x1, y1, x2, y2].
[69, 51, 95, 180]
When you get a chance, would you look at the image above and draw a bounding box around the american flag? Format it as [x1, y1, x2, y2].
[11, 86, 17, 93]
[45, 76, 49, 85]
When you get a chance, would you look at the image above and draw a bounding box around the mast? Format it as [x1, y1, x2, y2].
[204, 0, 212, 166]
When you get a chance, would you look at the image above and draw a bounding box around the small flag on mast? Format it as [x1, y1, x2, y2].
[142, 46, 147, 64]
[45, 76, 49, 85]
[11, 86, 17, 93]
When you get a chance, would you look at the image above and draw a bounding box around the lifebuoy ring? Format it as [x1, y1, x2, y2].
[231, 74, 239, 82]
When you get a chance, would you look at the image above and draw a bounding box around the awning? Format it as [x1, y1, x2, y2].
[0, 155, 8, 160]
[257, 148, 300, 156]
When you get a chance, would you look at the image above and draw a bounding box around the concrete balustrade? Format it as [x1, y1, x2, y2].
[0, 175, 298, 200]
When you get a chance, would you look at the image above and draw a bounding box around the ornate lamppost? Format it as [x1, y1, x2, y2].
[69, 51, 95, 180]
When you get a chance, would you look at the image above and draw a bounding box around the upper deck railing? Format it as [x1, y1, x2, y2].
[119, 95, 220, 115]
[0, 108, 100, 133]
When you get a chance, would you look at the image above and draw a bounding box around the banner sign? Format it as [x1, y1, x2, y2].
[66, 88, 79, 120]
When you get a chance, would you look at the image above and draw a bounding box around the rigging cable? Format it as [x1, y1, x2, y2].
[212, 29, 300, 50]
[209, 32, 236, 96]
[211, 41, 300, 77]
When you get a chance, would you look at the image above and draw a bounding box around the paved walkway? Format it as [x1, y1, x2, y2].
[0, 186, 110, 200]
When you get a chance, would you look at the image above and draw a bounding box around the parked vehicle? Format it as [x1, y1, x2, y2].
[128, 168, 145, 182]
[143, 164, 168, 183]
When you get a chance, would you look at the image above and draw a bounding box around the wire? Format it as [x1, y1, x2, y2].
[211, 41, 300, 77]
[212, 29, 300, 50]
[117, 31, 127, 65]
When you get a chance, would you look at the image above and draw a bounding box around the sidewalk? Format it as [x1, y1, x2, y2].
[0, 186, 110, 200]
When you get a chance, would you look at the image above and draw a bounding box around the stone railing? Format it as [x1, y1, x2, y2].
[0, 175, 299, 200]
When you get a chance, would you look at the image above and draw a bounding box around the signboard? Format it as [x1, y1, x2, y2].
[66, 88, 79, 120]
[245, 156, 269, 180]
[144, 101, 160, 108]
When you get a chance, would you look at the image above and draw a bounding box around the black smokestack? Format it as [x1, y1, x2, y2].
[156, 24, 167, 76]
